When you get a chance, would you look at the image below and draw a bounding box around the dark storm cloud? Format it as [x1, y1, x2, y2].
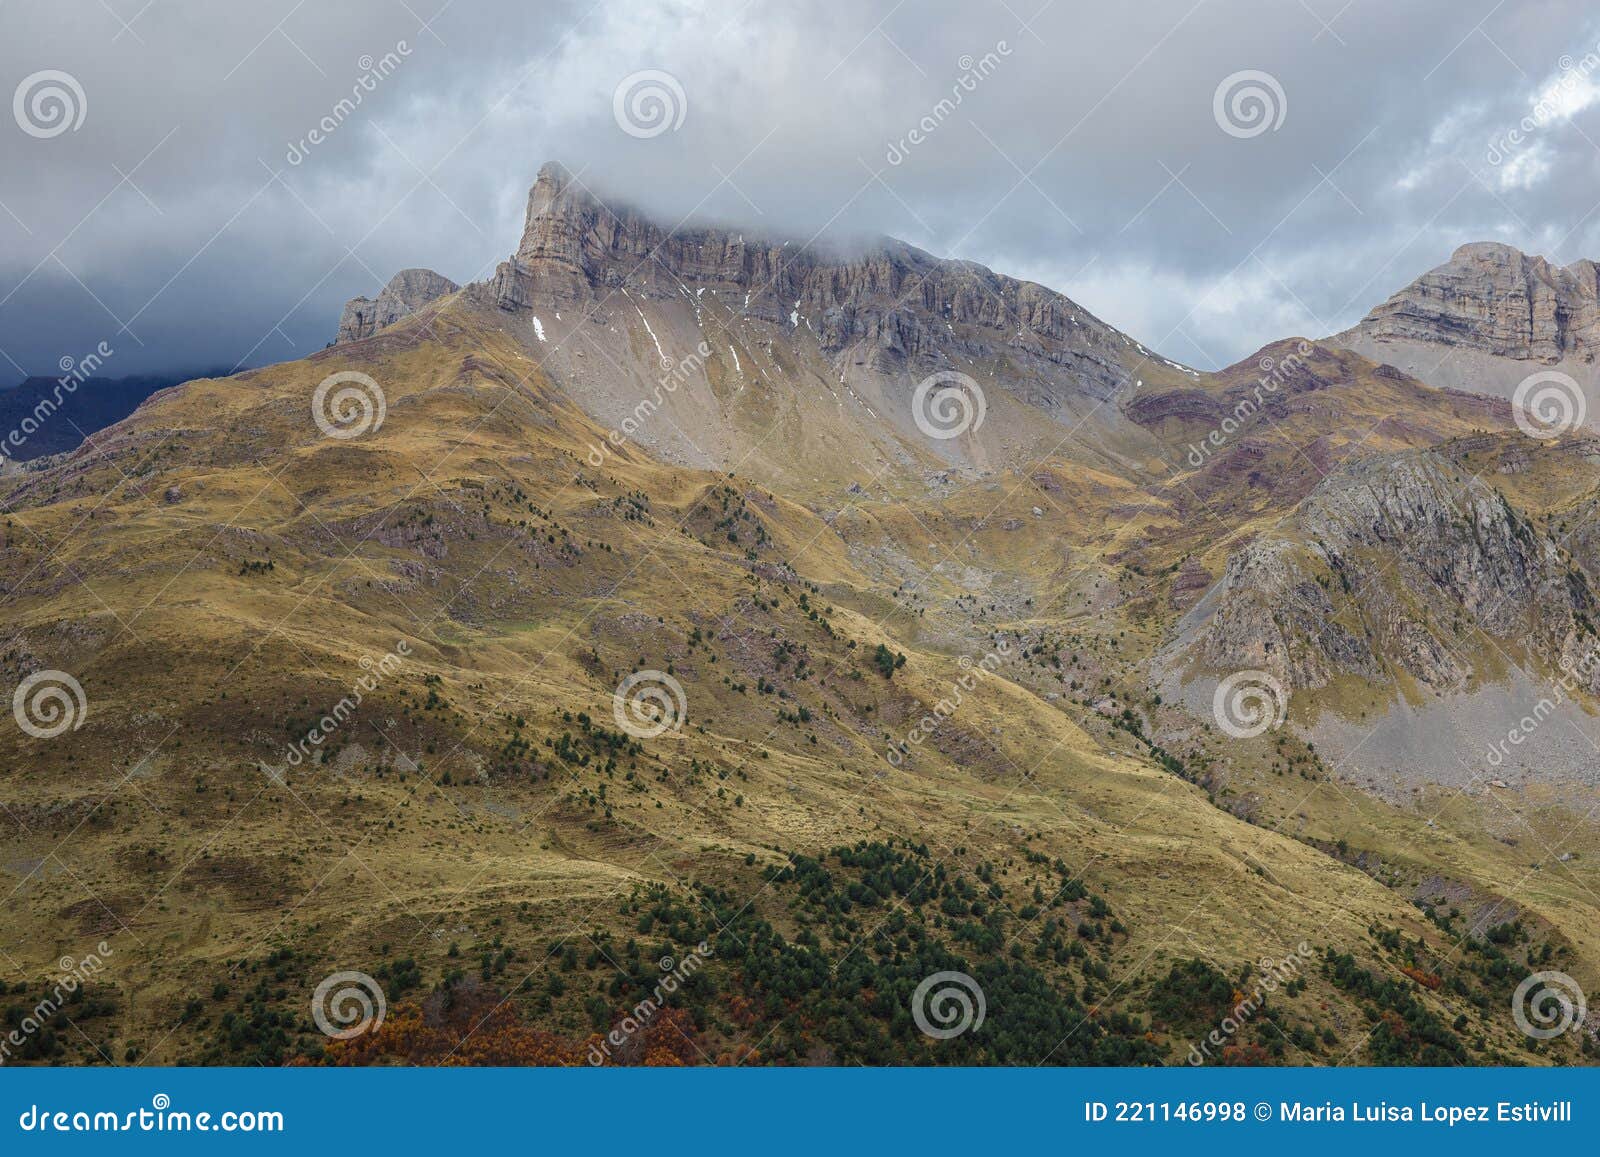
[4, 0, 1600, 378]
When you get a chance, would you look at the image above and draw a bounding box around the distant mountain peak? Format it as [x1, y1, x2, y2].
[335, 267, 460, 345]
[1337, 240, 1600, 365]
[476, 160, 1163, 392]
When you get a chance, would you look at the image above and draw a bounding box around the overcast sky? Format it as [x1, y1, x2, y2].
[4, 0, 1600, 380]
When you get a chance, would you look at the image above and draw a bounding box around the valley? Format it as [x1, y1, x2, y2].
[2, 162, 1596, 1067]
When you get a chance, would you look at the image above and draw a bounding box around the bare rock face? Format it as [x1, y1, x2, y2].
[1180, 449, 1598, 696]
[476, 161, 1144, 398]
[1337, 242, 1600, 364]
[336, 268, 460, 344]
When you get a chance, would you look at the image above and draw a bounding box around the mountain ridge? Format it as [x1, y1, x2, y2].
[1330, 241, 1600, 423]
[3, 163, 1598, 1067]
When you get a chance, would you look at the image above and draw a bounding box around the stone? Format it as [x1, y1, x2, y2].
[1340, 241, 1600, 364]
[1183, 449, 1599, 697]
[473, 161, 1139, 398]
[336, 268, 460, 344]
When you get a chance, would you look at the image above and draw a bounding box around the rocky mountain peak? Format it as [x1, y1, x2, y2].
[512, 161, 607, 273]
[1337, 241, 1600, 365]
[335, 267, 460, 344]
[481, 160, 1164, 393]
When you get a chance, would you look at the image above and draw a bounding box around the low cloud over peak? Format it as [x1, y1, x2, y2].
[6, 0, 1600, 379]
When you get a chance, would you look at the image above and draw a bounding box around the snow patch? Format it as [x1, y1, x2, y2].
[532, 316, 546, 343]
[632, 301, 668, 364]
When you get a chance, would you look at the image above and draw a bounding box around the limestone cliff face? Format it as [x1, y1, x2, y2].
[336, 268, 460, 344]
[1339, 242, 1600, 364]
[1182, 450, 1599, 695]
[477, 162, 1149, 397]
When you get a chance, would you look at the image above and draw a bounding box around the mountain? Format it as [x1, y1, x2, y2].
[0, 369, 232, 464]
[1331, 242, 1600, 419]
[336, 268, 460, 344]
[445, 161, 1190, 489]
[1, 164, 1595, 1068]
[1158, 437, 1600, 787]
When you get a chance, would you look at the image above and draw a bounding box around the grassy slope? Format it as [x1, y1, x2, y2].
[0, 304, 1588, 1064]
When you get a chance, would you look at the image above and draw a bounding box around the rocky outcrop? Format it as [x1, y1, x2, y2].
[1336, 242, 1600, 365]
[336, 268, 459, 344]
[1183, 449, 1599, 695]
[474, 161, 1150, 397]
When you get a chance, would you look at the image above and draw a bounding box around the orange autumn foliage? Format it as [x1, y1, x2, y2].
[308, 985, 594, 1066]
[1219, 1043, 1272, 1066]
[301, 978, 709, 1067]
[1399, 965, 1442, 990]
